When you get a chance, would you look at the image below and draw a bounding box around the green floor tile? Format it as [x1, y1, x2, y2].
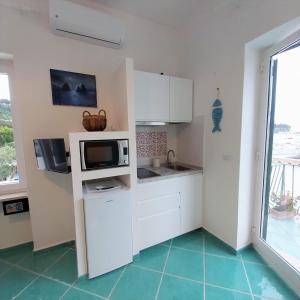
[165, 248, 203, 281]
[158, 274, 203, 300]
[205, 254, 249, 293]
[239, 246, 266, 264]
[0, 267, 37, 300]
[75, 267, 124, 297]
[17, 246, 69, 273]
[62, 288, 100, 300]
[110, 265, 161, 300]
[244, 262, 299, 299]
[0, 243, 33, 264]
[16, 277, 68, 299]
[45, 250, 77, 284]
[204, 233, 237, 258]
[133, 244, 169, 271]
[0, 260, 11, 275]
[172, 229, 204, 252]
[206, 285, 252, 300]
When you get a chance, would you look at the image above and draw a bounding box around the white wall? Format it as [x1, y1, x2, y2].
[177, 0, 300, 249]
[0, 0, 179, 250]
[0, 207, 32, 249]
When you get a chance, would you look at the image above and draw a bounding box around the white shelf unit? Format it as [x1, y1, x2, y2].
[69, 58, 138, 278]
[80, 166, 131, 181]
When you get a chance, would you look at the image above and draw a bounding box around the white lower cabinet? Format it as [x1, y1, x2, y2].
[136, 174, 202, 251]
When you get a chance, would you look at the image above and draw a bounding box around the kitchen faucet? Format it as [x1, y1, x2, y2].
[167, 150, 175, 166]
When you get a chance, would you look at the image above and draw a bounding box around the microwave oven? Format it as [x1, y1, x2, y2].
[80, 139, 129, 171]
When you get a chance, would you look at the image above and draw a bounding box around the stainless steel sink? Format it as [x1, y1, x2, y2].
[137, 168, 161, 179]
[165, 164, 191, 171]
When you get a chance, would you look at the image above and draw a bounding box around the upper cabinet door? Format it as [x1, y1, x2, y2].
[134, 71, 170, 122]
[170, 77, 193, 122]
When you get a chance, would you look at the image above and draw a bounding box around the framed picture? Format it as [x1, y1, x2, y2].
[50, 69, 97, 107]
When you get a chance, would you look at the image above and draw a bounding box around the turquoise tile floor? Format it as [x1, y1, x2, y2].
[0, 229, 299, 300]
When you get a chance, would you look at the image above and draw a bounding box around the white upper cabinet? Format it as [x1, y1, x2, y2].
[134, 70, 193, 123]
[134, 71, 169, 122]
[170, 76, 193, 122]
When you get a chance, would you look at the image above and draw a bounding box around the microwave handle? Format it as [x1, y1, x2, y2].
[117, 140, 128, 165]
[80, 142, 87, 170]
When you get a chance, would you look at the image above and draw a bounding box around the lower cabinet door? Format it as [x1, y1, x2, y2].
[138, 193, 181, 250]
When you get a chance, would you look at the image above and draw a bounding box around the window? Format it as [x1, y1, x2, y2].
[0, 61, 26, 192]
[0, 73, 18, 184]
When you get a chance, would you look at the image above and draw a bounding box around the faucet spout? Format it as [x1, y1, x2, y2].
[167, 150, 175, 165]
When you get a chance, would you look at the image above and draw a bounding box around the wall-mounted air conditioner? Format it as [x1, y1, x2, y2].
[49, 0, 125, 49]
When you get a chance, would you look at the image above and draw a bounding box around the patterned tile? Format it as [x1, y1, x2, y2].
[136, 130, 168, 158]
[16, 277, 68, 299]
[110, 265, 161, 300]
[244, 262, 299, 299]
[0, 267, 36, 300]
[165, 247, 203, 281]
[158, 274, 203, 300]
[133, 244, 169, 271]
[205, 285, 252, 300]
[205, 254, 250, 293]
[74, 267, 124, 297]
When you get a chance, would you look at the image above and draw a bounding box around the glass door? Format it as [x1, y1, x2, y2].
[261, 39, 300, 273]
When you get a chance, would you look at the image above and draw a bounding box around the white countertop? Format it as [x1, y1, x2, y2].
[137, 162, 203, 184]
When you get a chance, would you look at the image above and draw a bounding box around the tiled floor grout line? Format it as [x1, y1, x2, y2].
[166, 244, 266, 266]
[241, 255, 255, 300]
[107, 265, 128, 299]
[154, 238, 173, 300]
[113, 254, 262, 299]
[62, 276, 109, 300]
[205, 282, 253, 297]
[13, 275, 41, 299]
[0, 247, 269, 300]
[14, 248, 73, 299]
[60, 277, 80, 299]
[203, 234, 206, 300]
[72, 285, 108, 299]
[131, 264, 162, 274]
[0, 257, 74, 291]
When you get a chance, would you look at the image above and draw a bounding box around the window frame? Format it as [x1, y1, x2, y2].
[0, 60, 27, 193]
[252, 29, 300, 292]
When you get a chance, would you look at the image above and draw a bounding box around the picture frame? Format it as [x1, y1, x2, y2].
[50, 69, 97, 107]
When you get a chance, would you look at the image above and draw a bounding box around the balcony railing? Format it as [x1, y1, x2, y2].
[269, 157, 300, 219]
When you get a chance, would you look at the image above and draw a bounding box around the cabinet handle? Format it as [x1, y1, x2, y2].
[106, 200, 113, 203]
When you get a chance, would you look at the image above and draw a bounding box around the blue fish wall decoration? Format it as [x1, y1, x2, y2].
[212, 98, 223, 133]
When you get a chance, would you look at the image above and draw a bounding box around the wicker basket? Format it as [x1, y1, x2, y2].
[82, 109, 107, 131]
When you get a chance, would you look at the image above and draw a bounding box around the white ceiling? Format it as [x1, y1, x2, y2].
[95, 0, 203, 29]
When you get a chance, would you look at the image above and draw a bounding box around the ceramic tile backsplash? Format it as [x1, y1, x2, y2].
[136, 125, 177, 166]
[136, 131, 167, 158]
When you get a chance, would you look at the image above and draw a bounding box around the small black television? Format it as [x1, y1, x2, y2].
[33, 138, 70, 173]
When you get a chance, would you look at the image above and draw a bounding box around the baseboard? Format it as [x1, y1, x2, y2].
[33, 239, 75, 252]
[0, 240, 33, 252]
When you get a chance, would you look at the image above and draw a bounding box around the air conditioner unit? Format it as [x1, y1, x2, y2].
[49, 0, 125, 49]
